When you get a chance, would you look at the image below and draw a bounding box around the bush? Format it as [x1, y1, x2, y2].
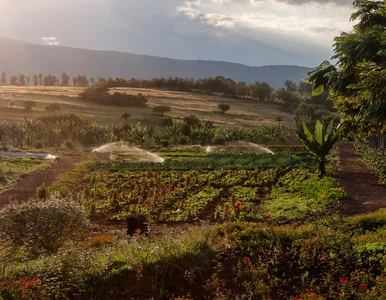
[79, 87, 148, 107]
[218, 104, 231, 114]
[0, 198, 89, 252]
[45, 103, 61, 113]
[152, 105, 171, 114]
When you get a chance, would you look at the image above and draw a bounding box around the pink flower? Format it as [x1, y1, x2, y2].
[235, 201, 242, 207]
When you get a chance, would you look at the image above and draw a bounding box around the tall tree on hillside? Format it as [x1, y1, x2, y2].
[10, 76, 18, 85]
[32, 74, 38, 86]
[73, 77, 78, 87]
[26, 76, 30, 86]
[18, 74, 26, 86]
[1, 72, 6, 85]
[38, 73, 43, 86]
[307, 0, 386, 139]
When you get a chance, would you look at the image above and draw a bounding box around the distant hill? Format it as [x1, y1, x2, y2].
[0, 37, 313, 89]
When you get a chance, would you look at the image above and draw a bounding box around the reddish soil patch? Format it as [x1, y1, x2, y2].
[339, 143, 386, 216]
[0, 156, 85, 206]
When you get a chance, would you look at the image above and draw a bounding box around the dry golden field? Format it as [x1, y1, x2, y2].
[0, 86, 294, 127]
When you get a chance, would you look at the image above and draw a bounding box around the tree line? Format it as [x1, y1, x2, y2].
[0, 72, 91, 87]
[0, 71, 312, 101]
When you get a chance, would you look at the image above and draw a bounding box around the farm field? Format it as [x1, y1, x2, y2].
[2, 146, 386, 299]
[51, 151, 345, 223]
[0, 86, 294, 127]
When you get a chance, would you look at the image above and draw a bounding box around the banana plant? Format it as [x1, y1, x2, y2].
[296, 120, 340, 177]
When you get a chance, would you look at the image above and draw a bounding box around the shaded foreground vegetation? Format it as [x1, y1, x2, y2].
[4, 207, 386, 299]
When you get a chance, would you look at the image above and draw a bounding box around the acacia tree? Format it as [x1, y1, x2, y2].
[218, 104, 231, 114]
[307, 0, 386, 140]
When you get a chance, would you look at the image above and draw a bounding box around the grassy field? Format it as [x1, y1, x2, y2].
[0, 157, 51, 193]
[0, 86, 294, 127]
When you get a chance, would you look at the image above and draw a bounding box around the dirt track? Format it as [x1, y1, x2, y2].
[0, 156, 85, 206]
[339, 143, 386, 216]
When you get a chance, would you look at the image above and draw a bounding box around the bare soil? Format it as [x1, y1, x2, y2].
[0, 156, 85, 206]
[339, 143, 386, 216]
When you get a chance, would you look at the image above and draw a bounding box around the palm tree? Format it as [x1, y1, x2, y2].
[296, 120, 340, 177]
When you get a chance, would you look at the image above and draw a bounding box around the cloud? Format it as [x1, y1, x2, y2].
[41, 36, 60, 46]
[176, 0, 201, 17]
[176, 0, 352, 41]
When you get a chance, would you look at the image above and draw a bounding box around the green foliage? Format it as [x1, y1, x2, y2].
[6, 209, 386, 299]
[307, 0, 386, 138]
[296, 120, 340, 176]
[262, 168, 347, 219]
[75, 152, 311, 171]
[0, 198, 89, 252]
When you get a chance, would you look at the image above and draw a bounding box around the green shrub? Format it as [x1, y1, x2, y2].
[36, 183, 49, 200]
[0, 198, 89, 252]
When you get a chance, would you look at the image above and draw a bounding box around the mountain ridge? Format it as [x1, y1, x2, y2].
[0, 37, 313, 88]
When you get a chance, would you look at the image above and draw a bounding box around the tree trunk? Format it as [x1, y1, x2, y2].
[319, 160, 326, 177]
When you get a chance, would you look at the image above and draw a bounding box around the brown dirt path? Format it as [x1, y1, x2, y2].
[339, 143, 386, 216]
[0, 156, 85, 206]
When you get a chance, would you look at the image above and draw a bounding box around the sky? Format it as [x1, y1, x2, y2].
[0, 0, 355, 67]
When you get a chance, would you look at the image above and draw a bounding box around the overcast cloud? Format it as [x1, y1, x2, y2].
[0, 0, 355, 67]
